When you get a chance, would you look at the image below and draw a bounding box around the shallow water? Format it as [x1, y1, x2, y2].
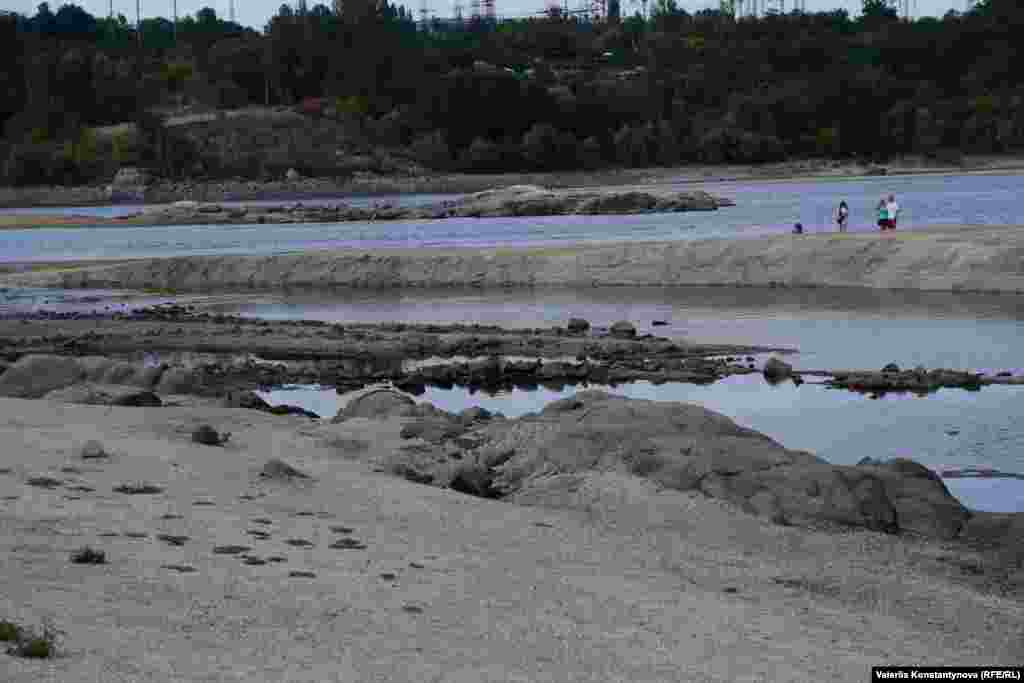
[1, 173, 1022, 261]
[257, 375, 1024, 513]
[210, 285, 1024, 374]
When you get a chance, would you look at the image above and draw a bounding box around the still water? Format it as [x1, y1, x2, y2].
[1, 173, 1022, 262]
[209, 285, 1024, 374]
[257, 376, 1024, 513]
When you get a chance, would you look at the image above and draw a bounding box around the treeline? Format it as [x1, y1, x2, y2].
[1, 0, 1023, 185]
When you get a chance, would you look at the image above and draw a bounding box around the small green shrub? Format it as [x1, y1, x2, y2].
[3, 618, 62, 659]
[0, 620, 22, 642]
[15, 637, 52, 658]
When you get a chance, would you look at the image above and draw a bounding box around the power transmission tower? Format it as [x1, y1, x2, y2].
[453, 0, 463, 24]
[419, 0, 428, 29]
[229, 0, 236, 22]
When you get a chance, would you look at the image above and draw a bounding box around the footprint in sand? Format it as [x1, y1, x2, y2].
[329, 526, 355, 534]
[284, 539, 314, 548]
[289, 570, 317, 578]
[247, 530, 271, 540]
[329, 538, 367, 550]
[162, 564, 197, 574]
[26, 476, 63, 489]
[212, 545, 251, 555]
[252, 518, 273, 525]
[156, 534, 190, 546]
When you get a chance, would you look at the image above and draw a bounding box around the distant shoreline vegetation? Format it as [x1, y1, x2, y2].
[0, 0, 1020, 187]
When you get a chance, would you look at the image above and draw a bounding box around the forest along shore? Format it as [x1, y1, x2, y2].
[5, 224, 1024, 294]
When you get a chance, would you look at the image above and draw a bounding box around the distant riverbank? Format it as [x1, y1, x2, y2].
[3, 154, 1024, 210]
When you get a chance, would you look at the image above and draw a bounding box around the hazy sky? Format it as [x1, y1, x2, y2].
[1, 0, 970, 31]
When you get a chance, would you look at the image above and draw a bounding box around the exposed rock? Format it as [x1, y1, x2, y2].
[882, 363, 901, 373]
[267, 404, 320, 419]
[439, 391, 973, 539]
[223, 390, 271, 411]
[399, 418, 467, 443]
[111, 390, 163, 407]
[609, 320, 636, 339]
[260, 458, 311, 480]
[0, 355, 84, 398]
[285, 168, 302, 181]
[79, 440, 108, 459]
[567, 318, 590, 334]
[457, 406, 493, 425]
[154, 367, 195, 394]
[333, 389, 415, 422]
[192, 424, 226, 446]
[449, 463, 501, 499]
[830, 368, 983, 394]
[763, 357, 793, 382]
[78, 356, 116, 382]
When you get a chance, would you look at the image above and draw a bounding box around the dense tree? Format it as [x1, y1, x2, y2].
[3, 0, 1024, 184]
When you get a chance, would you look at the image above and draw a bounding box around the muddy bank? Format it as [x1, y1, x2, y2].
[6, 224, 1024, 294]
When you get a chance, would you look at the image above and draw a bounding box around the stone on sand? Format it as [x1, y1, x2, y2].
[260, 458, 311, 480]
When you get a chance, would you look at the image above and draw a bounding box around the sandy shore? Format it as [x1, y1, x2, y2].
[1, 396, 1021, 681]
[5, 224, 1023, 294]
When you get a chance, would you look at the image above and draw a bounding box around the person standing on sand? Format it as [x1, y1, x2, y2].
[886, 194, 900, 231]
[877, 198, 889, 232]
[836, 200, 849, 232]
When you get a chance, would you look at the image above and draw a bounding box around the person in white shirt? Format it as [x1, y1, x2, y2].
[885, 195, 900, 230]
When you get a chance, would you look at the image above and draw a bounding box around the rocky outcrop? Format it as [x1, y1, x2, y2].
[121, 184, 732, 226]
[828, 367, 983, 393]
[332, 389, 416, 421]
[763, 357, 793, 382]
[43, 383, 163, 407]
[387, 391, 979, 542]
[11, 226, 1024, 294]
[0, 355, 86, 398]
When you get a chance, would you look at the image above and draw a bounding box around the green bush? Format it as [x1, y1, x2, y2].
[0, 620, 22, 642]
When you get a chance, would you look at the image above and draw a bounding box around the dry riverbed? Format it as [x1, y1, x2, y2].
[1, 303, 1023, 680]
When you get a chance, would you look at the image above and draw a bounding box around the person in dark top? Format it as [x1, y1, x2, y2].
[836, 200, 849, 232]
